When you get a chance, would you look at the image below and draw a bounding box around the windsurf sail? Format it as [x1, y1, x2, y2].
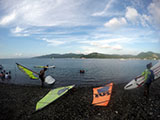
[36, 85, 75, 111]
[92, 83, 113, 106]
[34, 66, 44, 68]
[16, 63, 39, 80]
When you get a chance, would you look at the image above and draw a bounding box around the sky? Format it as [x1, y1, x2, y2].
[0, 0, 160, 58]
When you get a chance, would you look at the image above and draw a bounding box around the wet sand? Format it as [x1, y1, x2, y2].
[0, 78, 160, 120]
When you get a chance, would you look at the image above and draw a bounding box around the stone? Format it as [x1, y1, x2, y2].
[115, 111, 118, 114]
[149, 112, 153, 116]
[98, 113, 101, 116]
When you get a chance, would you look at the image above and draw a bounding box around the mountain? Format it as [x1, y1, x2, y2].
[81, 52, 134, 59]
[34, 52, 160, 59]
[137, 51, 160, 59]
[35, 53, 83, 58]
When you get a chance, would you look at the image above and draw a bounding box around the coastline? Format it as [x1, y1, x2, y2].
[0, 78, 160, 120]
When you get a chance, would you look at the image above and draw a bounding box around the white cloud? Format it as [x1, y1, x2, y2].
[148, 0, 160, 28]
[0, 0, 159, 57]
[92, 0, 115, 16]
[15, 53, 22, 57]
[125, 6, 151, 27]
[42, 38, 65, 46]
[12, 26, 23, 33]
[130, 0, 145, 10]
[14, 33, 30, 37]
[104, 17, 127, 29]
[89, 41, 110, 48]
[80, 44, 123, 55]
[0, 0, 92, 27]
[140, 14, 150, 27]
[0, 11, 16, 25]
[80, 37, 132, 44]
[125, 7, 139, 24]
[11, 26, 30, 36]
[112, 44, 122, 50]
[80, 38, 125, 51]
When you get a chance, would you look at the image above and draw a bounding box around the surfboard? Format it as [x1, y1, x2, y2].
[36, 85, 75, 111]
[45, 75, 55, 84]
[34, 65, 55, 68]
[92, 83, 113, 106]
[46, 65, 56, 68]
[124, 61, 160, 90]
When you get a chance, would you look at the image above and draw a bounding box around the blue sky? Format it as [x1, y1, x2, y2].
[0, 0, 160, 58]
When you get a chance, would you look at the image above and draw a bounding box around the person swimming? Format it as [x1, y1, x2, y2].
[80, 70, 85, 74]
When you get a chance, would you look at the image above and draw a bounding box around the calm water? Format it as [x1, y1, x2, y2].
[0, 58, 158, 87]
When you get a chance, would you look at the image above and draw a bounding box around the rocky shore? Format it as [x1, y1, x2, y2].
[0, 78, 160, 120]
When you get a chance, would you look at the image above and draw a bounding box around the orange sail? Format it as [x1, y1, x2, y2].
[92, 83, 113, 106]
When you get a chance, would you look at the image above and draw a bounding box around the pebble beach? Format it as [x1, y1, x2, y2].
[0, 78, 160, 120]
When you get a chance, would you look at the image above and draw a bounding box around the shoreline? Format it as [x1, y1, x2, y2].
[0, 78, 160, 120]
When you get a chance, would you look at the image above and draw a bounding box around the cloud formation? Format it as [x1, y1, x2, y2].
[42, 38, 65, 46]
[80, 38, 125, 51]
[104, 5, 152, 29]
[0, 11, 16, 25]
[92, 0, 115, 16]
[148, 0, 160, 28]
[11, 26, 30, 36]
[0, 0, 92, 27]
[104, 17, 127, 29]
[125, 6, 151, 27]
[0, 0, 159, 58]
[125, 7, 139, 24]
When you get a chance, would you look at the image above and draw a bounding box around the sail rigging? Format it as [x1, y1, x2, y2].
[16, 63, 39, 80]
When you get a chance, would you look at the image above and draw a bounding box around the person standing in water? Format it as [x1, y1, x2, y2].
[39, 68, 47, 87]
[142, 62, 154, 97]
[0, 71, 5, 81]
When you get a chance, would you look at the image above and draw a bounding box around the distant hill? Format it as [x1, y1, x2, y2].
[34, 51, 160, 59]
[35, 53, 83, 58]
[136, 51, 160, 59]
[81, 52, 134, 59]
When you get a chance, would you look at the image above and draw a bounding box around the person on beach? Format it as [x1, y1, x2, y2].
[142, 62, 154, 97]
[39, 68, 47, 87]
[0, 71, 5, 81]
[5, 72, 9, 79]
[46, 65, 49, 68]
[8, 71, 11, 79]
[3, 70, 6, 75]
[0, 72, 3, 80]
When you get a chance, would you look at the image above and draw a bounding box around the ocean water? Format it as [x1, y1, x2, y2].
[0, 58, 158, 87]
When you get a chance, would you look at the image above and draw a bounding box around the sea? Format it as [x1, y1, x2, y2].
[0, 58, 158, 87]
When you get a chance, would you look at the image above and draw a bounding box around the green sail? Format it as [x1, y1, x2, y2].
[34, 66, 44, 68]
[36, 85, 75, 111]
[16, 63, 39, 80]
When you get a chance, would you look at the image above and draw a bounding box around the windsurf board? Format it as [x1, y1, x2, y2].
[45, 75, 55, 84]
[124, 61, 160, 90]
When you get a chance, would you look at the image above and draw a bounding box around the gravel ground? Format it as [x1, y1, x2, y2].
[0, 78, 160, 120]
